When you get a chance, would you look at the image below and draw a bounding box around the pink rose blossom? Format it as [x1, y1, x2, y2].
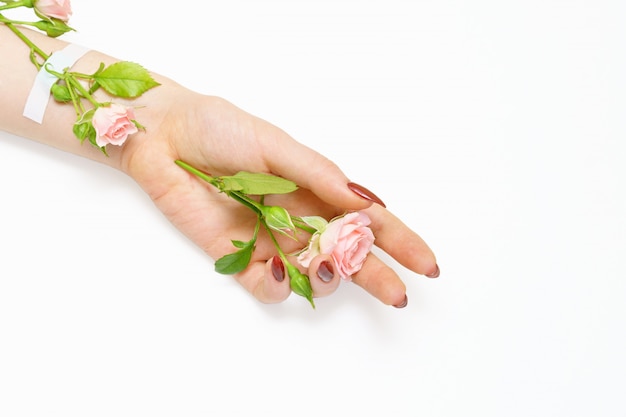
[35, 0, 72, 21]
[92, 104, 139, 148]
[297, 211, 375, 280]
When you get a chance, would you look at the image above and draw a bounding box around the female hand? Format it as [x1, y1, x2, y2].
[119, 86, 439, 307]
[0, 21, 436, 307]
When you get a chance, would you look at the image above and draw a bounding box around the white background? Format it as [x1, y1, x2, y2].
[1, 1, 625, 416]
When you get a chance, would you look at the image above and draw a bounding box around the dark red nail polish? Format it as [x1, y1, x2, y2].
[347, 182, 386, 208]
[317, 261, 334, 283]
[426, 264, 440, 278]
[271, 256, 285, 282]
[393, 295, 408, 309]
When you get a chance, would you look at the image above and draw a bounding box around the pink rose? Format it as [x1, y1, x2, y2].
[92, 104, 139, 148]
[34, 0, 72, 21]
[297, 211, 375, 280]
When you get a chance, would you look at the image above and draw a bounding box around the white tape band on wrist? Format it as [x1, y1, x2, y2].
[23, 43, 91, 124]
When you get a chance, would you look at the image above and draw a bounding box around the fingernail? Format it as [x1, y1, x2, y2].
[426, 264, 440, 278]
[347, 182, 386, 208]
[271, 256, 285, 282]
[317, 261, 334, 283]
[393, 295, 408, 309]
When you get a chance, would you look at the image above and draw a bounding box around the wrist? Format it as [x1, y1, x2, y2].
[0, 23, 189, 178]
[0, 25, 164, 171]
[59, 50, 173, 172]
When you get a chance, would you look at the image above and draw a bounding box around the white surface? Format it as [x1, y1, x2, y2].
[1, 1, 625, 416]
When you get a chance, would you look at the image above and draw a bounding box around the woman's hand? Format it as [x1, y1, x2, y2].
[0, 24, 437, 307]
[120, 86, 439, 307]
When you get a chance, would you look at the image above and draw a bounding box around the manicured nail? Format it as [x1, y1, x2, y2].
[317, 261, 334, 283]
[271, 256, 285, 282]
[426, 264, 440, 278]
[347, 182, 386, 208]
[393, 295, 408, 309]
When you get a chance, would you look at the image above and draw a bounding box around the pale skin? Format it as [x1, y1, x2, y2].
[0, 25, 439, 308]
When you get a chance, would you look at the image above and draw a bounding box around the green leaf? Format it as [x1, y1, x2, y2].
[94, 62, 160, 98]
[214, 243, 254, 275]
[231, 240, 247, 249]
[220, 172, 298, 195]
[220, 176, 244, 192]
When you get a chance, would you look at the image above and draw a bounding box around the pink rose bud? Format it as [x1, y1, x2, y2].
[34, 0, 72, 22]
[92, 104, 139, 148]
[286, 263, 314, 308]
[261, 205, 296, 236]
[297, 211, 375, 281]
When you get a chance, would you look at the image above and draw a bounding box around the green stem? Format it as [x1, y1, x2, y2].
[65, 76, 85, 117]
[71, 71, 99, 79]
[264, 220, 315, 308]
[174, 159, 264, 215]
[174, 160, 219, 187]
[227, 191, 263, 215]
[65, 75, 99, 108]
[0, 1, 28, 12]
[0, 17, 32, 25]
[2, 20, 49, 61]
[263, 220, 289, 264]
